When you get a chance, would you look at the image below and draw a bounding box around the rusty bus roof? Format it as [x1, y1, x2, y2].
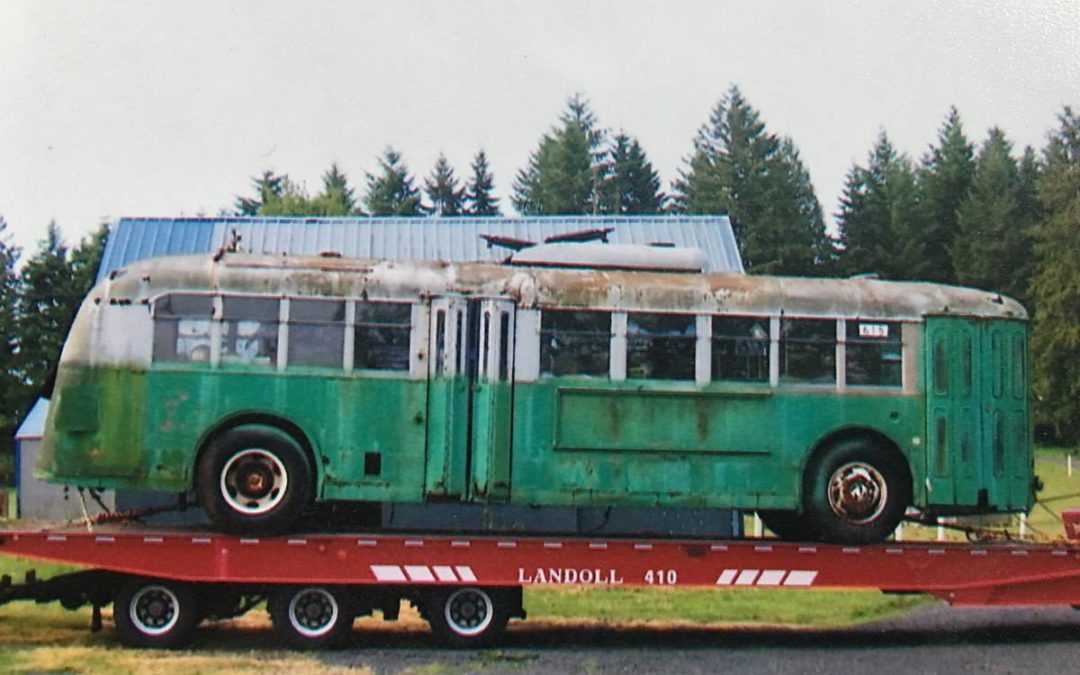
[101, 252, 1028, 322]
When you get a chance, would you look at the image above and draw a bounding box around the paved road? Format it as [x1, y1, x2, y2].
[318, 603, 1080, 674]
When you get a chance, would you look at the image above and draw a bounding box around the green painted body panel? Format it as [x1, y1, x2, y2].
[924, 317, 1032, 511]
[509, 379, 924, 509]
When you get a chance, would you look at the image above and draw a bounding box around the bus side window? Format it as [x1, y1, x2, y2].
[626, 312, 696, 381]
[711, 316, 769, 382]
[355, 301, 411, 371]
[152, 293, 215, 363]
[221, 296, 279, 366]
[539, 309, 611, 377]
[780, 318, 836, 385]
[845, 320, 902, 387]
[289, 298, 346, 369]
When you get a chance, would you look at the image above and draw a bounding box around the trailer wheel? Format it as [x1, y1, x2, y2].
[114, 578, 199, 648]
[804, 438, 911, 545]
[197, 429, 312, 534]
[268, 585, 353, 649]
[426, 587, 510, 647]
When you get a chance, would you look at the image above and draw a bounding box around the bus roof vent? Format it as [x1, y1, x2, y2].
[509, 242, 708, 273]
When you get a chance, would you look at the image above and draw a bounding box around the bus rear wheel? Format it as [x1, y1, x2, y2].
[196, 429, 313, 535]
[804, 439, 910, 545]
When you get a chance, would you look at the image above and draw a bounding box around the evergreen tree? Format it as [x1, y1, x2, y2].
[311, 162, 359, 216]
[513, 94, 606, 215]
[235, 170, 286, 215]
[364, 148, 424, 216]
[259, 178, 317, 216]
[464, 150, 501, 216]
[673, 85, 830, 275]
[18, 223, 81, 396]
[424, 154, 465, 216]
[1030, 107, 1080, 441]
[0, 216, 22, 436]
[71, 223, 109, 297]
[916, 107, 976, 283]
[598, 133, 666, 214]
[951, 128, 1033, 302]
[836, 132, 922, 279]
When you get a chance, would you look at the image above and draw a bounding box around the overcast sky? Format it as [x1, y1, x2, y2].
[1, 1, 1077, 255]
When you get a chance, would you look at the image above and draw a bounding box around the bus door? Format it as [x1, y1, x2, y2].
[926, 317, 1029, 509]
[466, 298, 516, 501]
[424, 296, 469, 498]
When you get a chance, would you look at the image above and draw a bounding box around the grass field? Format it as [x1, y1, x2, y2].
[0, 447, 1075, 672]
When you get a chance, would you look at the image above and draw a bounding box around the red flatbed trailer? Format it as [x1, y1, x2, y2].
[3, 524, 1080, 649]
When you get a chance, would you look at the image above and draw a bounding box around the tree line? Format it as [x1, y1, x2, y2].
[1, 85, 1079, 447]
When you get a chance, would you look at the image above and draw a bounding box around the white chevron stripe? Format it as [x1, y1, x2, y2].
[432, 566, 458, 582]
[405, 565, 435, 582]
[455, 566, 477, 582]
[371, 565, 407, 582]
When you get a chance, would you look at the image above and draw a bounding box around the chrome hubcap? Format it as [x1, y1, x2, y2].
[130, 585, 180, 636]
[827, 462, 888, 525]
[288, 588, 340, 638]
[220, 448, 288, 515]
[444, 588, 493, 637]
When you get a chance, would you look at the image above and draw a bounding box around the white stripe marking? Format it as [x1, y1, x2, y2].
[634, 543, 653, 551]
[451, 540, 471, 548]
[716, 569, 738, 585]
[757, 570, 786, 586]
[433, 566, 458, 582]
[371, 565, 407, 582]
[357, 539, 377, 547]
[405, 565, 435, 582]
[455, 566, 477, 582]
[784, 570, 818, 586]
[404, 540, 424, 548]
[735, 569, 760, 585]
[94, 536, 115, 543]
[497, 541, 517, 549]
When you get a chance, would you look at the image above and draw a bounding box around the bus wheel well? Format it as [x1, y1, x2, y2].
[193, 414, 319, 492]
[803, 429, 912, 498]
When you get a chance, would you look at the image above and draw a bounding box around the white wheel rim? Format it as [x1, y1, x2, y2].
[287, 587, 340, 639]
[827, 461, 888, 525]
[129, 585, 181, 636]
[220, 448, 289, 515]
[443, 588, 494, 637]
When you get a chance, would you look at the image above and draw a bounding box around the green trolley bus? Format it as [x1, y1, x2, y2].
[40, 244, 1034, 543]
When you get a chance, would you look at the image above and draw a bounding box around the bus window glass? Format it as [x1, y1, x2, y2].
[711, 316, 769, 382]
[221, 296, 279, 366]
[780, 318, 836, 385]
[354, 302, 411, 371]
[152, 294, 215, 362]
[288, 299, 346, 368]
[627, 313, 696, 380]
[933, 335, 949, 394]
[845, 321, 902, 387]
[539, 310, 610, 377]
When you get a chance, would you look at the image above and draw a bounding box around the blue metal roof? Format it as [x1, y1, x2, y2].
[97, 216, 743, 282]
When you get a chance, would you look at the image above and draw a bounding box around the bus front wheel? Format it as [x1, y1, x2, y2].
[196, 429, 313, 534]
[804, 439, 910, 545]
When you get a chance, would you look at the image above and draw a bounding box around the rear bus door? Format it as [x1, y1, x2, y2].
[467, 298, 516, 501]
[425, 296, 469, 498]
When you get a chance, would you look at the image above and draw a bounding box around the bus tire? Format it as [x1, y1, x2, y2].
[196, 429, 313, 535]
[804, 438, 911, 545]
[114, 578, 199, 648]
[268, 585, 353, 649]
[758, 510, 814, 542]
[425, 587, 510, 648]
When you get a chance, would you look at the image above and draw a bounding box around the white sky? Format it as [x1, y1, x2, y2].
[1, 1, 1077, 255]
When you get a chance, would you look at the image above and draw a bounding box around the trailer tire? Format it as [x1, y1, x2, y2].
[268, 585, 353, 649]
[426, 587, 510, 647]
[114, 578, 199, 649]
[804, 438, 911, 545]
[197, 429, 313, 535]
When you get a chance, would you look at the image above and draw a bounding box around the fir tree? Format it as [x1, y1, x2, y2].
[464, 150, 501, 216]
[599, 133, 666, 214]
[424, 154, 465, 216]
[259, 178, 317, 216]
[836, 132, 922, 279]
[235, 170, 286, 215]
[1030, 107, 1080, 441]
[364, 148, 424, 216]
[916, 107, 975, 283]
[0, 216, 22, 436]
[513, 94, 606, 215]
[951, 128, 1032, 302]
[18, 223, 81, 396]
[673, 85, 830, 275]
[312, 162, 359, 216]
